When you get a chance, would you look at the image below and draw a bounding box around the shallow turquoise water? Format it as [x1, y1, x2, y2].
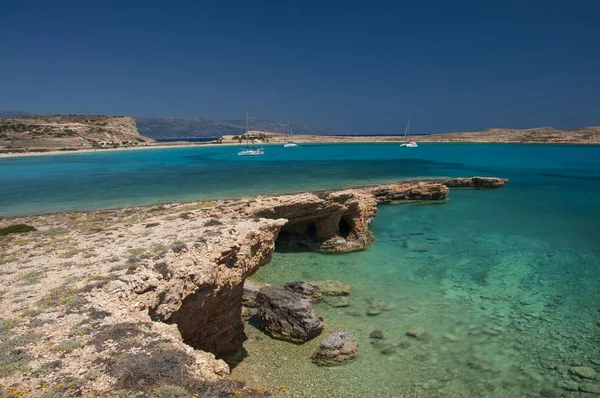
[3, 143, 599, 217]
[2, 143, 600, 396]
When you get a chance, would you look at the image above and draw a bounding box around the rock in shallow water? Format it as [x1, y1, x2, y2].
[312, 331, 358, 366]
[406, 327, 431, 341]
[242, 280, 271, 308]
[324, 296, 351, 307]
[256, 286, 324, 343]
[310, 280, 351, 296]
[369, 330, 384, 339]
[283, 281, 323, 303]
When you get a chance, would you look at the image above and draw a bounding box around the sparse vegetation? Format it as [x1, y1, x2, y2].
[0, 319, 41, 377]
[13, 270, 46, 285]
[36, 285, 87, 312]
[0, 224, 37, 236]
[204, 218, 222, 227]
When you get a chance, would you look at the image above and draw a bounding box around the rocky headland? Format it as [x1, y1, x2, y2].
[0, 115, 154, 153]
[0, 177, 507, 397]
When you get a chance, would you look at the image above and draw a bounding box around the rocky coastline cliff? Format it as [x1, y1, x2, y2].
[0, 177, 507, 397]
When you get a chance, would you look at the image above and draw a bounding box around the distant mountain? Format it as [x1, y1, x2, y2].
[135, 117, 344, 139]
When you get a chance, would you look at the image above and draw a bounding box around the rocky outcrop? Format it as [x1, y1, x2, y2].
[311, 331, 359, 366]
[437, 177, 509, 188]
[256, 286, 324, 342]
[369, 182, 449, 203]
[138, 217, 287, 356]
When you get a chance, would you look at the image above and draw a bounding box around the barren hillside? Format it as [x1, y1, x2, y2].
[0, 115, 154, 152]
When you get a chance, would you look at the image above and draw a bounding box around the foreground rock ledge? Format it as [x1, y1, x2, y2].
[0, 176, 507, 396]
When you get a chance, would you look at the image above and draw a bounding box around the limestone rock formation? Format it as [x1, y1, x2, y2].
[283, 281, 323, 302]
[312, 331, 359, 366]
[0, 176, 510, 395]
[256, 286, 324, 342]
[141, 217, 287, 355]
[439, 177, 509, 188]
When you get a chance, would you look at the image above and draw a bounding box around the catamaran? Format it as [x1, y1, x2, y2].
[283, 118, 298, 147]
[400, 119, 418, 148]
[238, 112, 264, 156]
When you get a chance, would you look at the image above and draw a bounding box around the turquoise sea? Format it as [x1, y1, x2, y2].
[2, 143, 600, 396]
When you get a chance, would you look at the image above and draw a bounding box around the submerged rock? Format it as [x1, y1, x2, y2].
[310, 280, 351, 296]
[398, 341, 411, 349]
[283, 281, 323, 303]
[443, 333, 460, 342]
[324, 296, 351, 307]
[580, 382, 600, 394]
[370, 340, 389, 350]
[406, 327, 432, 341]
[367, 299, 390, 316]
[256, 286, 324, 343]
[556, 380, 579, 391]
[380, 347, 396, 355]
[569, 366, 597, 380]
[312, 331, 358, 366]
[369, 330, 384, 339]
[242, 280, 271, 308]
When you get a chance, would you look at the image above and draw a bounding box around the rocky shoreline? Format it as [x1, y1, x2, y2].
[0, 177, 507, 397]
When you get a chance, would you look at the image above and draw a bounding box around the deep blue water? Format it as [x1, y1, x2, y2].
[1, 143, 600, 396]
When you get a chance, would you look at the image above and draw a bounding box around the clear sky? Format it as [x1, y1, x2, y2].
[1, 0, 599, 134]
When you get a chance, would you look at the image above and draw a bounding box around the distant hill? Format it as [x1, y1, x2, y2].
[0, 115, 154, 151]
[135, 117, 344, 139]
[417, 126, 600, 144]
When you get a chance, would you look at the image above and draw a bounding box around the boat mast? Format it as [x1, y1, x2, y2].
[245, 112, 249, 149]
[403, 118, 410, 142]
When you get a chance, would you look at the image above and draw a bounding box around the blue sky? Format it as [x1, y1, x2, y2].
[1, 0, 599, 134]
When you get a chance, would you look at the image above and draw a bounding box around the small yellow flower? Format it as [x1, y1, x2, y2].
[247, 389, 253, 393]
[234, 392, 242, 396]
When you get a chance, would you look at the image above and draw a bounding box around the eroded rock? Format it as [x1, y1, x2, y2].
[256, 286, 324, 342]
[312, 331, 358, 366]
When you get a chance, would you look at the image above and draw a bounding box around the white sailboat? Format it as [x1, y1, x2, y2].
[400, 118, 418, 148]
[283, 118, 298, 147]
[238, 112, 264, 156]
